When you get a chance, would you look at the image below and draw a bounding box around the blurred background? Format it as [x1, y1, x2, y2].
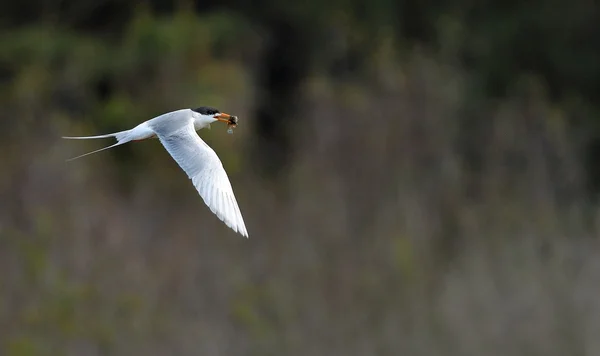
[1, 0, 600, 355]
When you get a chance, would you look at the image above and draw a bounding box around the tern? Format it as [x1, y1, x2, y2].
[63, 107, 249, 238]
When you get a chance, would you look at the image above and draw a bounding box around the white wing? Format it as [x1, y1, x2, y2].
[153, 120, 248, 237]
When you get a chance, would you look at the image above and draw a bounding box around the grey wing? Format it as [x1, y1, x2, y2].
[154, 122, 248, 237]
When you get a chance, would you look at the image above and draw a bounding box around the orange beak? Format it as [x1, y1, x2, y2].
[214, 113, 232, 123]
[214, 113, 238, 128]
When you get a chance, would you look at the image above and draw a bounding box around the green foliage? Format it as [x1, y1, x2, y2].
[1, 3, 599, 355]
[231, 284, 276, 340]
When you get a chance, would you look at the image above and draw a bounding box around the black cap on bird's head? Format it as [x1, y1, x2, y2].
[192, 106, 220, 115]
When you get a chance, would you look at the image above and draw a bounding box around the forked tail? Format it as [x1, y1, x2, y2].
[63, 122, 156, 161]
[62, 130, 131, 161]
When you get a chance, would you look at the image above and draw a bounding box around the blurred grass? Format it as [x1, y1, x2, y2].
[0, 9, 599, 356]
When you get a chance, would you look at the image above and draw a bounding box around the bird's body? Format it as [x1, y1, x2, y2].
[63, 107, 248, 238]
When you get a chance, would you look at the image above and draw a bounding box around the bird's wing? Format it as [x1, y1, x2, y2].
[154, 121, 248, 237]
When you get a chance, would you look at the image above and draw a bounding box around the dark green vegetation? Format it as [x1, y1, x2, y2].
[1, 1, 599, 355]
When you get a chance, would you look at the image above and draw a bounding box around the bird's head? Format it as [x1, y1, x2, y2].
[192, 106, 238, 130]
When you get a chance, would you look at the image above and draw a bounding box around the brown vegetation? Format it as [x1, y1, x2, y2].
[1, 6, 599, 356]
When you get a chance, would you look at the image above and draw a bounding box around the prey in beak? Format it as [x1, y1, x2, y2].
[214, 113, 239, 134]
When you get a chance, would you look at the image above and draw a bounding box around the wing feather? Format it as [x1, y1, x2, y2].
[153, 121, 248, 237]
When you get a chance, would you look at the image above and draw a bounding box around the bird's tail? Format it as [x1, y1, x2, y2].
[62, 130, 132, 162]
[62, 132, 125, 140]
[63, 122, 156, 161]
[63, 141, 129, 162]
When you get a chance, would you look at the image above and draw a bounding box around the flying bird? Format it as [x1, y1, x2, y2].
[63, 107, 249, 238]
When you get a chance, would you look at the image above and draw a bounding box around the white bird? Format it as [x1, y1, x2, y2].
[63, 107, 249, 238]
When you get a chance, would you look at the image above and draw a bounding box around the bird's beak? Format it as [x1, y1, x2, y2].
[214, 113, 232, 123]
[214, 113, 238, 128]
